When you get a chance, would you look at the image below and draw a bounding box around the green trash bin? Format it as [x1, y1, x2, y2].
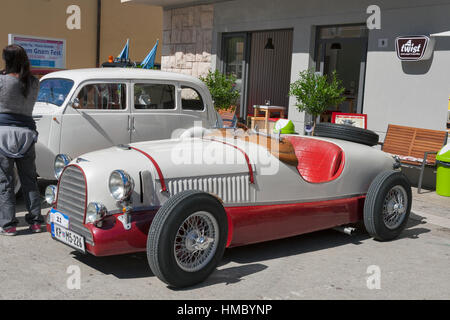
[273, 119, 296, 134]
[436, 144, 450, 197]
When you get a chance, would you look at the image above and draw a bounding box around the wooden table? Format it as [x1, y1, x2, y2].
[251, 105, 286, 132]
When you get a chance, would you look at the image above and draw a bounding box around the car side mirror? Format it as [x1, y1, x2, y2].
[70, 98, 80, 108]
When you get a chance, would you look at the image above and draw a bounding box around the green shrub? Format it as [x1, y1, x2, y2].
[200, 70, 240, 111]
[289, 70, 345, 131]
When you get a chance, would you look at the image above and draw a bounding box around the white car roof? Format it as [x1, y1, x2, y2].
[41, 68, 206, 86]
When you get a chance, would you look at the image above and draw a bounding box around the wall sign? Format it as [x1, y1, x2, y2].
[8, 34, 66, 70]
[395, 35, 434, 61]
[332, 112, 367, 129]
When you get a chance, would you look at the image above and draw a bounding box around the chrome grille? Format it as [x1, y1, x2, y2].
[167, 174, 250, 203]
[56, 166, 93, 244]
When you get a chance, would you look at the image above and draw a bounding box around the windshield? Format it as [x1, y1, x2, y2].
[37, 78, 74, 107]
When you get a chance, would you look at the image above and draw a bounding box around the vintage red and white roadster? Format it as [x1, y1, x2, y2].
[45, 126, 412, 288]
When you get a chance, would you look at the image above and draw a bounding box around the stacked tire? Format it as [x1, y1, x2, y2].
[314, 123, 379, 146]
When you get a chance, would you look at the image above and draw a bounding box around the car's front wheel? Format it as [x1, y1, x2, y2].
[364, 170, 412, 241]
[147, 190, 228, 288]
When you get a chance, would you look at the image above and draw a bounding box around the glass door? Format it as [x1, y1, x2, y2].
[315, 24, 368, 121]
[222, 33, 250, 119]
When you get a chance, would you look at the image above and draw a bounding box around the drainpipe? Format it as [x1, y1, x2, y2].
[96, 0, 102, 67]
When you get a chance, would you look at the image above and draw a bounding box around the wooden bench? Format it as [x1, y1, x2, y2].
[381, 124, 448, 193]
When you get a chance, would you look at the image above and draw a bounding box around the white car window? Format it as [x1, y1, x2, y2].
[75, 83, 126, 110]
[37, 78, 74, 107]
[181, 86, 204, 111]
[134, 84, 175, 110]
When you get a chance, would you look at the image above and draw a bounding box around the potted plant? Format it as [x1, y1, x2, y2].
[200, 70, 240, 112]
[289, 70, 345, 134]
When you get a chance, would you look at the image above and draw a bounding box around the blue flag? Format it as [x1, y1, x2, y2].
[117, 39, 130, 60]
[140, 40, 159, 69]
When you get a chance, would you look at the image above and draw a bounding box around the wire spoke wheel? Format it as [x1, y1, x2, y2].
[174, 211, 219, 272]
[382, 186, 408, 230]
[364, 170, 412, 241]
[147, 190, 228, 288]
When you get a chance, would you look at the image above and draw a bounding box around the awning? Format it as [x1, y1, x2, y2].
[430, 31, 450, 37]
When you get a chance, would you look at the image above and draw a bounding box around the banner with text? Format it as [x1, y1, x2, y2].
[8, 34, 66, 70]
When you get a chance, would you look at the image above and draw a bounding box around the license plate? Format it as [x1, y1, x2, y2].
[50, 209, 85, 253]
[49, 208, 69, 229]
[51, 224, 85, 253]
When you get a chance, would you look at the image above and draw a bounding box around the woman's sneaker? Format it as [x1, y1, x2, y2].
[0, 227, 17, 236]
[29, 224, 43, 233]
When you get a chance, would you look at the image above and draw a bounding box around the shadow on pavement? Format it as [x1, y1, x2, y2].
[70, 251, 268, 289]
[222, 217, 430, 265]
[171, 263, 268, 291]
[398, 213, 431, 240]
[58, 215, 429, 287]
[72, 251, 153, 279]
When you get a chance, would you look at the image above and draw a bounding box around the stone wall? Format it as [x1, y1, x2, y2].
[161, 5, 213, 78]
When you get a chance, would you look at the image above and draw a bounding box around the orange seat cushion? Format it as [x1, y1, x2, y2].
[285, 136, 345, 183]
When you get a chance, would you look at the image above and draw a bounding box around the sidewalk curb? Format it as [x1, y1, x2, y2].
[410, 210, 450, 229]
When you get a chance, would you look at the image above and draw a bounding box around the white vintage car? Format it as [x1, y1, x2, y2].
[44, 126, 412, 288]
[32, 68, 218, 181]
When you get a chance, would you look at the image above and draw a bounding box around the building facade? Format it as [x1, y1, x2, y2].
[1, 0, 162, 72]
[124, 0, 450, 138]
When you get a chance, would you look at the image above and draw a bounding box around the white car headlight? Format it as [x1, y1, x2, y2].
[86, 202, 107, 224]
[45, 185, 57, 205]
[108, 170, 135, 201]
[54, 154, 72, 179]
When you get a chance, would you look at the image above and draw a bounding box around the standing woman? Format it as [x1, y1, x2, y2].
[0, 44, 43, 236]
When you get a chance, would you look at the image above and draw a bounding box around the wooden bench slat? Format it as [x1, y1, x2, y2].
[382, 124, 447, 167]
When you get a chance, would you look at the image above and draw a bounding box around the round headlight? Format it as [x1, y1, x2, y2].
[108, 170, 135, 201]
[86, 202, 107, 224]
[45, 185, 57, 205]
[54, 154, 72, 179]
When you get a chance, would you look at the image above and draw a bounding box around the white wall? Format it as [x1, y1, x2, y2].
[363, 3, 450, 139]
[211, 0, 450, 136]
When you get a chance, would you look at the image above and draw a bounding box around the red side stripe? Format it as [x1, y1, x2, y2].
[206, 138, 255, 184]
[130, 147, 168, 192]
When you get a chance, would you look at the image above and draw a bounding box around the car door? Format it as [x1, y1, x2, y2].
[60, 81, 131, 158]
[131, 81, 181, 142]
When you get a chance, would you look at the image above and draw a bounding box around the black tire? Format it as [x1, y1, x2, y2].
[147, 190, 228, 288]
[364, 170, 412, 241]
[314, 122, 379, 146]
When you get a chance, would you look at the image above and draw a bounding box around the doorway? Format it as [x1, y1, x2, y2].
[315, 24, 368, 121]
[222, 33, 250, 119]
[222, 29, 293, 121]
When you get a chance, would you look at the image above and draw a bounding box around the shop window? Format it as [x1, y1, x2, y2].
[75, 83, 126, 110]
[315, 24, 368, 119]
[181, 86, 204, 111]
[134, 84, 175, 110]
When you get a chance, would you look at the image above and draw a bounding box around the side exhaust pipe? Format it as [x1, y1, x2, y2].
[333, 226, 356, 236]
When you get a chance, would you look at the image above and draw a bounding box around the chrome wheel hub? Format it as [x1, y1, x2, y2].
[174, 211, 219, 272]
[383, 185, 408, 230]
[185, 231, 213, 251]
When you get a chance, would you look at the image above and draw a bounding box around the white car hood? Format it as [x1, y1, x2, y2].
[78, 138, 251, 181]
